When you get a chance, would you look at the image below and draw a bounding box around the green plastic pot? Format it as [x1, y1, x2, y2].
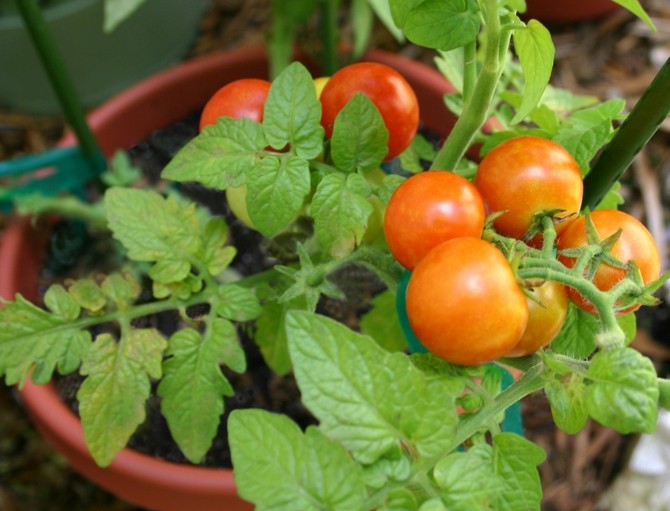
[0, 0, 208, 114]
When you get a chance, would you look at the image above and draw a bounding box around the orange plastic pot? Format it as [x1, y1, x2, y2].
[0, 46, 461, 510]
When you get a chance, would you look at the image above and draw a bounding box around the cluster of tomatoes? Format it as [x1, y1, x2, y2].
[385, 135, 662, 366]
[198, 61, 419, 229]
[198, 59, 661, 368]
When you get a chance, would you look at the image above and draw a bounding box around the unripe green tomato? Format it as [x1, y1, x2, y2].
[363, 195, 386, 244]
[226, 185, 255, 230]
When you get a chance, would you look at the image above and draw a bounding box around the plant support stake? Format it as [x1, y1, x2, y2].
[15, 0, 105, 173]
[583, 56, 670, 209]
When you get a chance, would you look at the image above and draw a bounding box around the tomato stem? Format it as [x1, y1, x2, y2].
[517, 262, 626, 349]
[430, 0, 509, 171]
[15, 0, 105, 174]
[462, 40, 477, 102]
[449, 363, 545, 449]
[319, 0, 340, 76]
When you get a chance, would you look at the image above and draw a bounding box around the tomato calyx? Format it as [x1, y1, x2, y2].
[483, 211, 667, 351]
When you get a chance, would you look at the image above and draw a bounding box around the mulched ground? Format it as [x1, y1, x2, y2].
[3, 1, 670, 510]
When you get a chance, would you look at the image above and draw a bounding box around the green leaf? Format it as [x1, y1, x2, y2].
[418, 499, 448, 511]
[158, 322, 242, 463]
[511, 20, 555, 124]
[433, 445, 502, 510]
[544, 376, 588, 434]
[214, 283, 263, 322]
[586, 347, 659, 433]
[148, 258, 191, 284]
[161, 117, 266, 189]
[100, 150, 142, 187]
[398, 134, 439, 174]
[43, 284, 81, 320]
[331, 93, 389, 173]
[387, 0, 424, 28]
[247, 156, 311, 236]
[539, 84, 599, 115]
[310, 173, 374, 258]
[367, 0, 405, 43]
[617, 312, 637, 345]
[359, 290, 408, 352]
[229, 409, 367, 510]
[554, 99, 626, 174]
[100, 272, 141, 308]
[595, 182, 625, 210]
[380, 488, 419, 511]
[201, 217, 236, 276]
[613, 0, 655, 31]
[105, 188, 201, 264]
[435, 49, 464, 93]
[276, 243, 345, 312]
[78, 330, 167, 467]
[548, 304, 598, 359]
[0, 294, 91, 386]
[352, 0, 374, 59]
[255, 298, 306, 376]
[103, 0, 147, 32]
[68, 278, 107, 314]
[286, 311, 461, 464]
[403, 0, 480, 51]
[263, 61, 324, 158]
[493, 433, 546, 511]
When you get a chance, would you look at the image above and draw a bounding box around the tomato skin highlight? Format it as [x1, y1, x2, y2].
[383, 170, 486, 270]
[320, 62, 419, 161]
[406, 238, 529, 366]
[199, 78, 271, 130]
[474, 136, 583, 239]
[557, 209, 661, 314]
[505, 281, 568, 357]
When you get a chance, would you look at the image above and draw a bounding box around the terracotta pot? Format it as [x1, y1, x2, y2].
[0, 46, 459, 510]
[524, 0, 619, 23]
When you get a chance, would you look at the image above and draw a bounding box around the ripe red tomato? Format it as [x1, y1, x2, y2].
[474, 136, 583, 240]
[406, 238, 529, 366]
[320, 62, 419, 161]
[557, 209, 661, 314]
[199, 78, 271, 130]
[383, 170, 486, 270]
[505, 281, 568, 357]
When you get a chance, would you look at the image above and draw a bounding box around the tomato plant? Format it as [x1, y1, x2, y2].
[199, 78, 271, 130]
[383, 170, 486, 270]
[557, 209, 661, 314]
[505, 281, 568, 357]
[405, 237, 529, 366]
[320, 62, 419, 161]
[474, 136, 584, 240]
